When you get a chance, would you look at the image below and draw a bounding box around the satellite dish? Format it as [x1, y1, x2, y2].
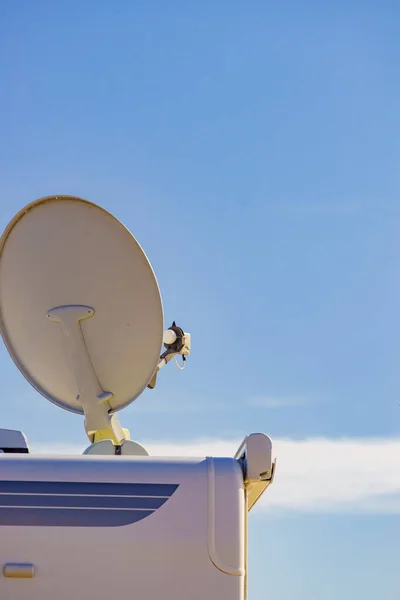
[0, 196, 169, 443]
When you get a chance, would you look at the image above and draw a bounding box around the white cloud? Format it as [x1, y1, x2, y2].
[30, 437, 400, 515]
[249, 396, 308, 408]
[133, 399, 224, 414]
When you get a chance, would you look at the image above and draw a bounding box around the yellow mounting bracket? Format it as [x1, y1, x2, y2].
[93, 428, 131, 445]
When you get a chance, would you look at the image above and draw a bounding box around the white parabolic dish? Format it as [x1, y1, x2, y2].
[0, 196, 164, 415]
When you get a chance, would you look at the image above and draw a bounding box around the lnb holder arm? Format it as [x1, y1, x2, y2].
[147, 322, 191, 389]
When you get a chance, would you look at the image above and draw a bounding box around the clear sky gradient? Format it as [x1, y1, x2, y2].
[0, 2, 399, 599]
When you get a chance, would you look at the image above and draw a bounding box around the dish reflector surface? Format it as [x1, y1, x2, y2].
[0, 196, 163, 414]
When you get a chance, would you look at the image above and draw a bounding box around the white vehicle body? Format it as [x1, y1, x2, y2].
[0, 431, 274, 600]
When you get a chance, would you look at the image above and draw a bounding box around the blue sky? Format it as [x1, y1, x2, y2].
[0, 2, 399, 598]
